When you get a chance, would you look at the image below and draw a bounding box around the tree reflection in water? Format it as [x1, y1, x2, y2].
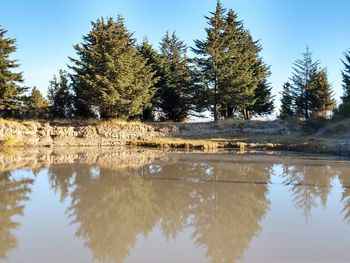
[1, 150, 350, 263]
[281, 162, 337, 220]
[337, 166, 350, 222]
[0, 171, 33, 259]
[48, 157, 273, 263]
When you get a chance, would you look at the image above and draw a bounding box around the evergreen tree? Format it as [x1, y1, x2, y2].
[336, 50, 350, 117]
[289, 48, 335, 119]
[290, 47, 319, 119]
[138, 39, 162, 121]
[341, 50, 350, 102]
[310, 69, 336, 118]
[279, 82, 294, 118]
[48, 70, 74, 119]
[192, 1, 228, 121]
[221, 10, 271, 120]
[193, 2, 272, 120]
[0, 27, 26, 118]
[69, 16, 156, 119]
[158, 32, 195, 122]
[190, 61, 212, 118]
[26, 87, 49, 118]
[248, 79, 274, 117]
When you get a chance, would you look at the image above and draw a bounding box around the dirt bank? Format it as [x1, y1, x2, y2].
[0, 119, 179, 147]
[0, 118, 349, 157]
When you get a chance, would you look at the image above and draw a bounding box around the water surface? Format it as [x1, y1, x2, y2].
[1, 148, 350, 263]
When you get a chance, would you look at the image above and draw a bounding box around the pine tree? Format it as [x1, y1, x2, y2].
[48, 70, 74, 118]
[190, 61, 212, 118]
[221, 10, 271, 120]
[0, 27, 26, 118]
[25, 87, 49, 118]
[341, 50, 350, 102]
[279, 82, 294, 118]
[310, 69, 336, 118]
[193, 3, 272, 120]
[249, 79, 274, 117]
[217, 9, 245, 119]
[192, 1, 228, 121]
[138, 39, 162, 121]
[69, 16, 156, 119]
[336, 50, 350, 118]
[290, 47, 319, 119]
[158, 32, 195, 122]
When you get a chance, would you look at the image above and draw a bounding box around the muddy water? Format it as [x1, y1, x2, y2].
[1, 149, 350, 263]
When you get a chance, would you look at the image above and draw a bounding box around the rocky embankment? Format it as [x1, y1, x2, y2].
[1, 119, 302, 145]
[0, 118, 350, 157]
[0, 119, 298, 147]
[0, 120, 179, 147]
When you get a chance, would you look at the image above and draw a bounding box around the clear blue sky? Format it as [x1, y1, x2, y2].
[2, 0, 350, 112]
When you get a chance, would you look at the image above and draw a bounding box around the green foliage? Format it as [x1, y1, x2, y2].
[287, 47, 335, 119]
[69, 16, 156, 119]
[48, 70, 74, 118]
[139, 35, 208, 122]
[25, 87, 49, 119]
[138, 39, 162, 121]
[222, 10, 272, 120]
[193, 2, 272, 120]
[279, 82, 294, 118]
[336, 50, 350, 118]
[310, 70, 336, 118]
[290, 47, 319, 119]
[335, 100, 350, 118]
[192, 1, 229, 121]
[341, 50, 350, 102]
[0, 27, 27, 118]
[248, 79, 275, 118]
[158, 32, 196, 122]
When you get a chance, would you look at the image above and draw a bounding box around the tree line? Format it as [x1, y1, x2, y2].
[0, 1, 349, 122]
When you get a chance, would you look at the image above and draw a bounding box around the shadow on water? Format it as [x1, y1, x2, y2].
[0, 147, 350, 262]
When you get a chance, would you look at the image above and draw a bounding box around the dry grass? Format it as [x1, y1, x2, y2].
[216, 119, 246, 127]
[47, 118, 144, 127]
[131, 138, 220, 150]
[131, 137, 281, 151]
[96, 118, 142, 127]
[0, 134, 22, 147]
[0, 118, 20, 124]
[316, 118, 350, 138]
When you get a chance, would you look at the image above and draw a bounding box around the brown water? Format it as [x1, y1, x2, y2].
[1, 148, 350, 263]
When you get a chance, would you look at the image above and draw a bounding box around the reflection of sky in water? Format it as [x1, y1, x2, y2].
[8, 169, 92, 263]
[2, 153, 350, 263]
[245, 176, 348, 263]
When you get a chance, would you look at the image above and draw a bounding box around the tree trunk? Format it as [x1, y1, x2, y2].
[243, 109, 250, 120]
[227, 107, 233, 118]
[214, 81, 218, 122]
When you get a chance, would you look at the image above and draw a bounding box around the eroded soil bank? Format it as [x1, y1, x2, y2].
[0, 118, 350, 156]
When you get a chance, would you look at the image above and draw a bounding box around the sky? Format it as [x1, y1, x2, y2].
[1, 0, 350, 114]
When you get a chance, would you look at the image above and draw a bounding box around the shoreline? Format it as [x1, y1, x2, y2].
[0, 118, 349, 157]
[130, 137, 350, 157]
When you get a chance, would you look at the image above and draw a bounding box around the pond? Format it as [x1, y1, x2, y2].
[1, 148, 350, 263]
